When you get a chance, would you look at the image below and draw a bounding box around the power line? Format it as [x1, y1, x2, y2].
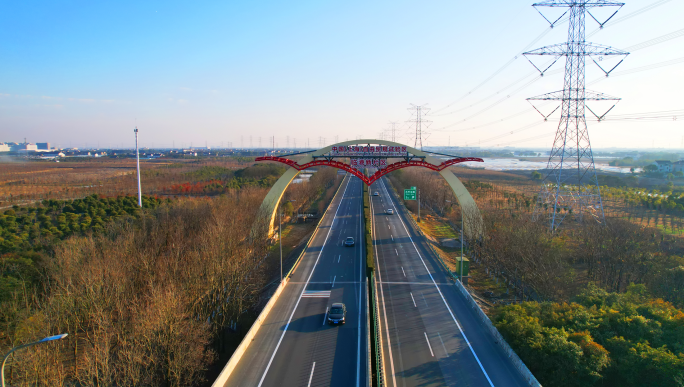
[432, 18, 568, 114]
[586, 0, 674, 38]
[476, 120, 547, 145]
[624, 27, 684, 52]
[587, 56, 684, 86]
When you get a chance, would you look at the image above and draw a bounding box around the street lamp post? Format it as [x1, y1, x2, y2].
[2, 333, 68, 387]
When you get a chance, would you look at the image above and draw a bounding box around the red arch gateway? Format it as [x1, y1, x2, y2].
[254, 156, 483, 186]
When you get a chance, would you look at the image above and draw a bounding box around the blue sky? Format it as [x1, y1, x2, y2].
[1, 0, 682, 149]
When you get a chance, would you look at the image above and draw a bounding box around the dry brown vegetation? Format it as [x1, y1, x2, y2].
[0, 156, 343, 386]
[0, 158, 252, 208]
[387, 167, 684, 307]
[2, 190, 271, 386]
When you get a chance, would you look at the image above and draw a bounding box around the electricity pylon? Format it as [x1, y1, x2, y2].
[525, 0, 628, 231]
[407, 104, 431, 150]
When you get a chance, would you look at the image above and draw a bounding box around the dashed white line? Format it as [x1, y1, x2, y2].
[307, 362, 316, 387]
[424, 333, 434, 357]
[338, 255, 341, 263]
[332, 275, 336, 288]
[401, 267, 406, 277]
[395, 249, 398, 255]
[438, 332, 448, 356]
[410, 292, 417, 307]
[391, 235, 394, 241]
[323, 307, 328, 325]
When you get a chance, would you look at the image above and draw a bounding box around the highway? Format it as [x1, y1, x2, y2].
[220, 174, 368, 387]
[370, 177, 528, 387]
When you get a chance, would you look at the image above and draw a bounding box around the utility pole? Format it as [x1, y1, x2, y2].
[134, 127, 142, 207]
[525, 0, 628, 231]
[407, 104, 431, 150]
[417, 187, 420, 222]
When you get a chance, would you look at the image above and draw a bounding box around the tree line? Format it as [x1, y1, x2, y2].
[494, 284, 684, 387]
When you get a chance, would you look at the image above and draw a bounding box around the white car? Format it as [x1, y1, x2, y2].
[373, 192, 379, 196]
[386, 208, 394, 215]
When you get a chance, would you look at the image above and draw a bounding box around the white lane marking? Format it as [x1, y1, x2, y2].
[379, 178, 495, 387]
[438, 332, 448, 356]
[257, 176, 351, 387]
[424, 332, 435, 357]
[388, 225, 391, 229]
[422, 292, 428, 307]
[302, 290, 331, 298]
[395, 249, 398, 256]
[371, 186, 397, 387]
[323, 307, 328, 325]
[332, 275, 336, 288]
[338, 255, 341, 263]
[307, 362, 316, 387]
[401, 267, 406, 277]
[391, 235, 394, 241]
[410, 292, 417, 307]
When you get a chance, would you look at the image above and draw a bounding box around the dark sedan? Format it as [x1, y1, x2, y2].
[327, 303, 346, 325]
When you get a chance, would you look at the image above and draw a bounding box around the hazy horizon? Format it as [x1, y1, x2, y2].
[2, 0, 682, 150]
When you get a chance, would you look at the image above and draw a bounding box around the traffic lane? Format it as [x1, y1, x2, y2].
[258, 174, 355, 386]
[225, 280, 310, 387]
[381, 179, 528, 387]
[260, 178, 363, 386]
[287, 177, 353, 284]
[263, 282, 362, 387]
[372, 211, 434, 285]
[375, 234, 490, 385]
[222, 175, 352, 387]
[373, 181, 494, 387]
[379, 281, 444, 387]
[260, 296, 332, 386]
[372, 197, 449, 386]
[408, 283, 493, 386]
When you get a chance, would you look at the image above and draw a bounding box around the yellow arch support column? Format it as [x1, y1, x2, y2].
[260, 155, 313, 237]
[438, 168, 483, 240]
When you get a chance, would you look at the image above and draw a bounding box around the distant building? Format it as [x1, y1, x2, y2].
[673, 160, 684, 173]
[11, 143, 38, 152]
[36, 142, 51, 150]
[0, 143, 9, 152]
[655, 160, 673, 173]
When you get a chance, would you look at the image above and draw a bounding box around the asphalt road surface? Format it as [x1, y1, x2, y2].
[221, 174, 368, 387]
[370, 177, 528, 387]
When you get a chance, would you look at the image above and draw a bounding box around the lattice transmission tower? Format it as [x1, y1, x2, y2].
[407, 104, 431, 150]
[525, 0, 629, 231]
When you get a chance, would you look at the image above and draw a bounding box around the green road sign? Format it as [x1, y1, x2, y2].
[404, 188, 417, 201]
